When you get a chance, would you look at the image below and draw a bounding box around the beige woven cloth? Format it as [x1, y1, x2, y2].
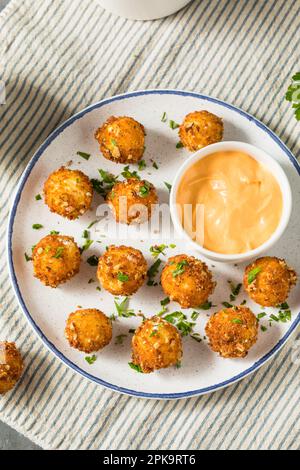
[0, 0, 299, 450]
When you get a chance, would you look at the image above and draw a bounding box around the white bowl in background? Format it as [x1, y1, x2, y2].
[95, 0, 193, 21]
[170, 141, 292, 263]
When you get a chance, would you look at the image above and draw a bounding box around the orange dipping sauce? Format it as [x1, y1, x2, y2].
[176, 151, 283, 254]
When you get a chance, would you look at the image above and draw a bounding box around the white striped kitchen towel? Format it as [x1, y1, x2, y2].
[0, 0, 299, 450]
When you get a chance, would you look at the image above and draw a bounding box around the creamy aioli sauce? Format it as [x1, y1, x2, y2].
[176, 151, 283, 254]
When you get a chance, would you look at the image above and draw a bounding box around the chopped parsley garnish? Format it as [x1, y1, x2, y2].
[222, 302, 233, 308]
[190, 333, 202, 342]
[176, 141, 184, 149]
[139, 182, 151, 197]
[261, 325, 268, 332]
[35, 194, 42, 201]
[198, 301, 212, 310]
[115, 334, 127, 345]
[82, 230, 89, 239]
[114, 297, 135, 318]
[53, 247, 64, 259]
[80, 239, 93, 253]
[231, 318, 243, 324]
[172, 260, 188, 278]
[32, 223, 43, 230]
[164, 182, 172, 193]
[138, 160, 146, 171]
[161, 112, 167, 123]
[241, 299, 247, 305]
[50, 230, 59, 235]
[169, 244, 176, 249]
[122, 165, 140, 180]
[163, 311, 195, 336]
[91, 170, 118, 197]
[117, 272, 129, 282]
[24, 252, 32, 262]
[278, 309, 292, 323]
[175, 361, 182, 368]
[270, 314, 279, 322]
[229, 281, 242, 297]
[191, 311, 199, 321]
[96, 286, 101, 292]
[85, 355, 97, 365]
[150, 244, 168, 258]
[128, 362, 143, 373]
[88, 278, 95, 284]
[111, 139, 117, 146]
[87, 220, 98, 229]
[257, 312, 267, 319]
[87, 255, 99, 266]
[169, 120, 179, 129]
[285, 72, 300, 121]
[160, 297, 170, 306]
[247, 267, 261, 284]
[77, 151, 91, 160]
[147, 259, 162, 286]
[152, 161, 159, 170]
[129, 328, 135, 334]
[278, 302, 289, 310]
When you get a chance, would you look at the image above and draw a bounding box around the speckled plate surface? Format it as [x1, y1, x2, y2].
[7, 90, 300, 399]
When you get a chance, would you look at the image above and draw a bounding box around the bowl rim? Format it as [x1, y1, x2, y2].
[170, 141, 292, 262]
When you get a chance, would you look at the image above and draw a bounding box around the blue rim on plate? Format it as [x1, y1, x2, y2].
[7, 89, 300, 399]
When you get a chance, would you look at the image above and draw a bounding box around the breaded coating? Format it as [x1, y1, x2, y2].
[44, 166, 93, 220]
[205, 306, 258, 358]
[95, 116, 145, 164]
[161, 254, 215, 309]
[33, 235, 81, 288]
[179, 110, 223, 151]
[97, 245, 147, 296]
[131, 316, 182, 373]
[107, 178, 158, 224]
[65, 309, 112, 354]
[0, 342, 24, 394]
[243, 256, 297, 307]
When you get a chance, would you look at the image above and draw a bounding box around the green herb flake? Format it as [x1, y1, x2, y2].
[198, 301, 212, 310]
[87, 220, 98, 229]
[169, 120, 179, 130]
[152, 161, 159, 170]
[160, 297, 170, 306]
[229, 282, 242, 297]
[32, 223, 43, 230]
[222, 302, 233, 308]
[117, 272, 129, 282]
[129, 328, 135, 334]
[270, 314, 279, 322]
[85, 355, 97, 365]
[161, 112, 167, 123]
[139, 182, 151, 197]
[172, 260, 188, 278]
[285, 72, 300, 121]
[115, 334, 127, 345]
[247, 267, 261, 284]
[50, 230, 59, 235]
[191, 311, 199, 321]
[278, 302, 290, 310]
[80, 239, 93, 253]
[114, 297, 135, 318]
[53, 247, 64, 259]
[176, 141, 184, 149]
[191, 333, 202, 342]
[150, 244, 168, 258]
[77, 151, 91, 161]
[147, 259, 162, 286]
[87, 255, 99, 267]
[128, 362, 143, 373]
[35, 194, 42, 201]
[175, 361, 182, 369]
[24, 252, 32, 262]
[138, 160, 146, 171]
[164, 181, 172, 193]
[278, 309, 292, 323]
[88, 278, 95, 284]
[231, 318, 243, 324]
[169, 244, 176, 249]
[82, 230, 89, 239]
[122, 166, 140, 180]
[241, 299, 247, 305]
[257, 312, 267, 319]
[111, 139, 117, 147]
[261, 325, 268, 332]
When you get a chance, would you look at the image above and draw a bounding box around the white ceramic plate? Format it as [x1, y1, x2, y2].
[7, 90, 300, 399]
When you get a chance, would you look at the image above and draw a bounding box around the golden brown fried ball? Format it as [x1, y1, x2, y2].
[33, 235, 81, 288]
[65, 309, 112, 354]
[44, 166, 93, 220]
[0, 342, 24, 394]
[97, 245, 147, 296]
[179, 110, 223, 151]
[205, 306, 258, 358]
[161, 254, 215, 309]
[131, 316, 182, 373]
[107, 178, 158, 224]
[243, 256, 297, 307]
[95, 116, 145, 164]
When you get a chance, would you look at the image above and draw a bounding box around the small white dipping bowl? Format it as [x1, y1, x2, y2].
[170, 141, 292, 263]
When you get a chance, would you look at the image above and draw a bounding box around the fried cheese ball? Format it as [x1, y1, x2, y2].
[243, 256, 297, 307]
[161, 254, 215, 309]
[95, 116, 145, 164]
[179, 110, 223, 151]
[205, 306, 258, 358]
[0, 342, 24, 394]
[65, 309, 112, 354]
[107, 178, 158, 224]
[131, 316, 182, 373]
[33, 235, 81, 288]
[44, 166, 93, 220]
[97, 245, 147, 296]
